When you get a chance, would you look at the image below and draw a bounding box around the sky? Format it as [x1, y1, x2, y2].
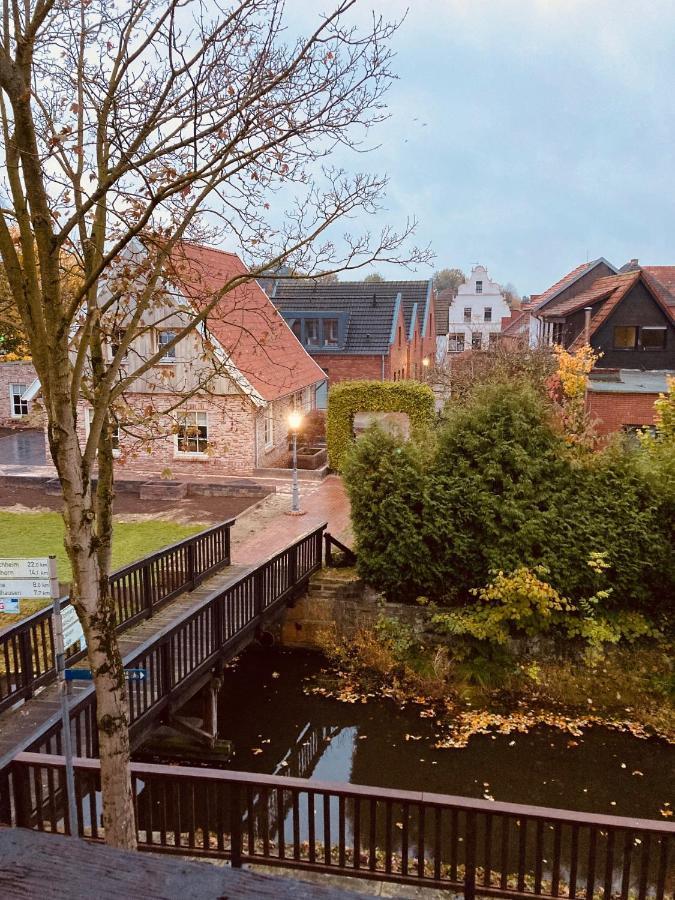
[288, 0, 675, 296]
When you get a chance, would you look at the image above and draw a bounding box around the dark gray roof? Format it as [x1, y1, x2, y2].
[272, 279, 432, 354]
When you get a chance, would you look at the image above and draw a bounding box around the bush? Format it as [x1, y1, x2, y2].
[343, 379, 675, 617]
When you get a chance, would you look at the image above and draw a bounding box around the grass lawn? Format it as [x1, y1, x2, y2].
[0, 511, 207, 627]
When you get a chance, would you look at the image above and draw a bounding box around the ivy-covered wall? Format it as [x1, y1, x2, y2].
[326, 379, 435, 470]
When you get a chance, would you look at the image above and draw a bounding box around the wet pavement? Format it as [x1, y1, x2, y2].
[0, 429, 46, 465]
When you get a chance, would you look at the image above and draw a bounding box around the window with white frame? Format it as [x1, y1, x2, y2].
[448, 333, 465, 353]
[264, 407, 274, 448]
[483, 307, 492, 322]
[158, 329, 177, 361]
[9, 384, 28, 418]
[475, 280, 483, 294]
[176, 411, 208, 454]
[463, 307, 472, 323]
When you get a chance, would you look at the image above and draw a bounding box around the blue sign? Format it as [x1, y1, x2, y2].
[65, 667, 147, 682]
[64, 668, 93, 682]
[124, 668, 148, 682]
[0, 598, 20, 613]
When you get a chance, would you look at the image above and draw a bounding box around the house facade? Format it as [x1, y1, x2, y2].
[271, 279, 435, 406]
[531, 260, 674, 436]
[438, 265, 511, 357]
[1, 243, 326, 475]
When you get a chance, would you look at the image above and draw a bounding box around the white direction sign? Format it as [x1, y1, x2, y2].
[0, 558, 51, 579]
[0, 578, 52, 598]
[62, 603, 86, 649]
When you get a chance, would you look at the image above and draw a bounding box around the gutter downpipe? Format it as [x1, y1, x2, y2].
[381, 353, 385, 381]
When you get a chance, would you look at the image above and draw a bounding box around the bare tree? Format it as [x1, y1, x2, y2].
[0, 0, 428, 848]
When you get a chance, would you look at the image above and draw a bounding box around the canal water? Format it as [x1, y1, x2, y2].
[176, 647, 674, 821]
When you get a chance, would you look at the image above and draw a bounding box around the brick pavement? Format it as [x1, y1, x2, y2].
[233, 475, 352, 565]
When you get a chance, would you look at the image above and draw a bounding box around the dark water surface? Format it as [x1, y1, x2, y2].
[180, 648, 674, 821]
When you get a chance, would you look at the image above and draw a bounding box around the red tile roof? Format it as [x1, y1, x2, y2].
[642, 267, 675, 310]
[169, 243, 325, 403]
[531, 261, 596, 310]
[543, 272, 638, 319]
[500, 309, 531, 336]
[564, 270, 673, 351]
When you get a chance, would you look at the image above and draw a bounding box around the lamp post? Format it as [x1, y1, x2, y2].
[422, 356, 430, 381]
[287, 409, 304, 515]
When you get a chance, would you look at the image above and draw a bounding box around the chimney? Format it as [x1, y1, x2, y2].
[584, 307, 592, 344]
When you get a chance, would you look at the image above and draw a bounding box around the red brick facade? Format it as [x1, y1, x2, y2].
[586, 390, 660, 437]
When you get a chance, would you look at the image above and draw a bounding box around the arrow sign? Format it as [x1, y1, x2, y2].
[65, 667, 148, 682]
[124, 668, 148, 682]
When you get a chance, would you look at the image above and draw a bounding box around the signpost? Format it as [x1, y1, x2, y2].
[0, 555, 78, 836]
[65, 667, 148, 683]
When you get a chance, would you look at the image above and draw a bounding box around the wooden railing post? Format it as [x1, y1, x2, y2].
[464, 810, 477, 900]
[18, 628, 34, 697]
[142, 563, 154, 618]
[12, 764, 32, 828]
[224, 523, 231, 566]
[160, 640, 173, 697]
[230, 784, 243, 868]
[0, 768, 12, 825]
[288, 543, 298, 594]
[254, 569, 265, 618]
[324, 532, 332, 568]
[187, 541, 196, 591]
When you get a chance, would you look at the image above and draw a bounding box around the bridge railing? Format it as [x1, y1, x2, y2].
[21, 525, 325, 761]
[7, 753, 674, 900]
[0, 519, 233, 715]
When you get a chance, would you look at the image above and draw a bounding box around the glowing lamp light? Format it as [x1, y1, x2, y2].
[422, 357, 430, 367]
[288, 409, 303, 431]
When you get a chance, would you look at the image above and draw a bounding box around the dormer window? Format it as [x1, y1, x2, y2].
[476, 280, 483, 294]
[324, 318, 339, 347]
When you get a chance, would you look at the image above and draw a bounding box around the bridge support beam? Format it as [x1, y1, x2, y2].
[169, 670, 223, 749]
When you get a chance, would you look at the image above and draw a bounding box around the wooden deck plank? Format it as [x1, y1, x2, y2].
[0, 827, 367, 899]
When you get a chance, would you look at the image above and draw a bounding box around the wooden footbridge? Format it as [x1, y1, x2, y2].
[0, 522, 672, 899]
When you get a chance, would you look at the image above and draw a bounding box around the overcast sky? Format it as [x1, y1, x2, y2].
[301, 0, 675, 296]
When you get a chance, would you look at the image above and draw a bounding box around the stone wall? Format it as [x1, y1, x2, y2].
[281, 568, 425, 650]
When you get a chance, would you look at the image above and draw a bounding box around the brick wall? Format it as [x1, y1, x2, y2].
[0, 361, 38, 426]
[313, 354, 384, 385]
[586, 390, 660, 437]
[83, 392, 259, 477]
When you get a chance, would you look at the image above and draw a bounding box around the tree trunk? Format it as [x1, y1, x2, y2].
[47, 385, 137, 850]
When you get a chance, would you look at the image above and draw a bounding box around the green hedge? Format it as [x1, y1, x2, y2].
[327, 379, 436, 471]
[342, 380, 675, 615]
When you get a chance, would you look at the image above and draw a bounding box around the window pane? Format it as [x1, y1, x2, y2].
[471, 333, 482, 350]
[158, 330, 177, 359]
[448, 333, 465, 352]
[483, 307, 492, 322]
[10, 384, 28, 416]
[291, 320, 301, 340]
[324, 318, 339, 346]
[613, 326, 637, 349]
[475, 280, 483, 293]
[463, 308, 472, 322]
[640, 328, 666, 349]
[305, 319, 319, 344]
[177, 412, 208, 453]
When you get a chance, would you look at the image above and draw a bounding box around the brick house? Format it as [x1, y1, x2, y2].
[531, 261, 674, 436]
[2, 243, 326, 475]
[271, 279, 435, 405]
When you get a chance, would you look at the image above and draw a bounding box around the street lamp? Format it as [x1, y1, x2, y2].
[287, 409, 304, 515]
[422, 357, 430, 380]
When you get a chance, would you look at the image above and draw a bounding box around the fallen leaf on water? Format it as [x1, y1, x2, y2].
[660, 808, 673, 818]
[632, 770, 644, 776]
[251, 747, 263, 755]
[272, 672, 280, 679]
[395, 822, 403, 829]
